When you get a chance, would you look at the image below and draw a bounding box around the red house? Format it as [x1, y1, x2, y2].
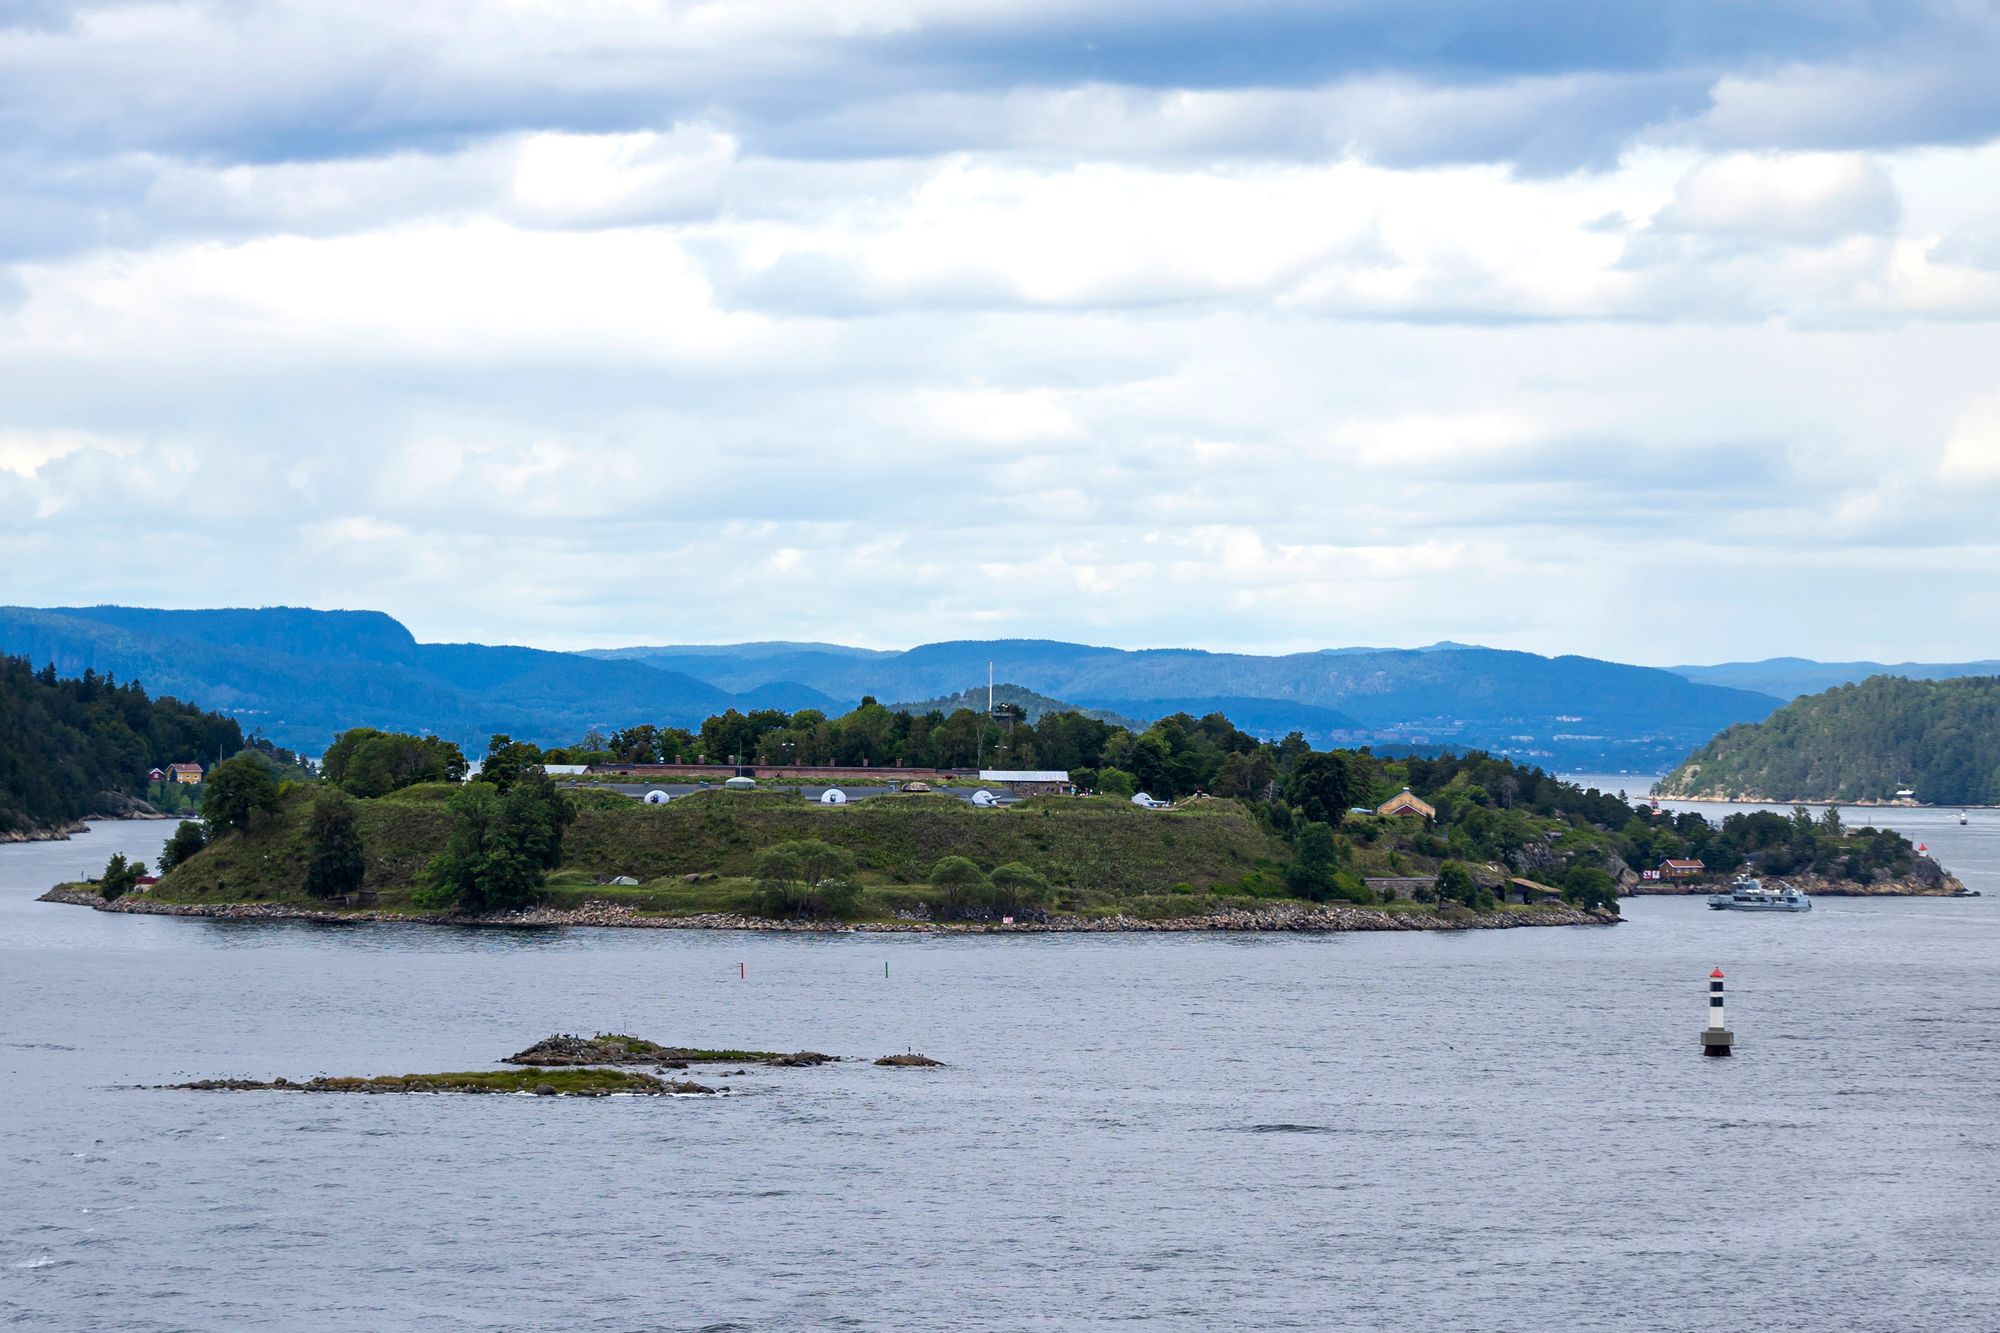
[147, 767, 166, 783]
[1660, 858, 1706, 880]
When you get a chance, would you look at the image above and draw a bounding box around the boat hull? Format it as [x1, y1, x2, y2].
[1707, 900, 1811, 911]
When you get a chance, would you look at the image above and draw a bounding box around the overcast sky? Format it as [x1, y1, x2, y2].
[4, 1, 1999, 664]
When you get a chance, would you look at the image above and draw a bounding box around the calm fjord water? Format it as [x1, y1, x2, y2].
[6, 819, 2000, 1331]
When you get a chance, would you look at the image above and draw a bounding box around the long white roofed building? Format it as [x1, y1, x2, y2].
[977, 769, 1071, 794]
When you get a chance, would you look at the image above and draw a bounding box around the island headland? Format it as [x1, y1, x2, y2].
[15, 664, 1965, 928]
[1657, 674, 2000, 806]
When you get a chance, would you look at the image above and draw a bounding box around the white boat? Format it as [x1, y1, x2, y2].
[1708, 876, 1811, 912]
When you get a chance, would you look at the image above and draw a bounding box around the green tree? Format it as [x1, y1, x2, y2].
[420, 773, 574, 913]
[928, 855, 991, 917]
[304, 790, 367, 899]
[1213, 749, 1277, 800]
[1562, 865, 1620, 913]
[202, 753, 281, 836]
[989, 862, 1052, 913]
[423, 784, 532, 913]
[1435, 860, 1490, 910]
[753, 839, 860, 919]
[480, 734, 546, 793]
[1284, 821, 1341, 901]
[99, 852, 143, 900]
[157, 820, 207, 872]
[323, 728, 467, 797]
[1129, 732, 1176, 797]
[1095, 767, 1138, 798]
[1283, 751, 1357, 825]
[499, 770, 575, 872]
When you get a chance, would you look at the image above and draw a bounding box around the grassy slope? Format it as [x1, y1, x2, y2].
[155, 785, 1295, 912]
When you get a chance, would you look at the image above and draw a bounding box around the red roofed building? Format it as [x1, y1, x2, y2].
[1660, 858, 1706, 880]
[169, 763, 203, 785]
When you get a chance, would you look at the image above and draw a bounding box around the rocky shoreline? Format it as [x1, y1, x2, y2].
[1626, 871, 1969, 897]
[2, 798, 169, 843]
[38, 887, 1617, 932]
[1, 821, 90, 844]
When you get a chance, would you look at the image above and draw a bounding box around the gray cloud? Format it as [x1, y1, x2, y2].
[3, 3, 1999, 660]
[1, 1, 1996, 174]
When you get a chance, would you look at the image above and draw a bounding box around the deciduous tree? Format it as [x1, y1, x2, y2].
[304, 790, 367, 899]
[202, 753, 280, 836]
[1283, 752, 1357, 826]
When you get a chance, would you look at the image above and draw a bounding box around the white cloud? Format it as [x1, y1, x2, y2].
[1651, 152, 1900, 242]
[0, 427, 128, 476]
[906, 387, 1085, 445]
[6, 220, 768, 364]
[1939, 396, 2000, 483]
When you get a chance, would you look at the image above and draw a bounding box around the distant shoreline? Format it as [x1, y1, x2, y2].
[0, 806, 172, 843]
[37, 887, 1618, 934]
[1652, 793, 1993, 810]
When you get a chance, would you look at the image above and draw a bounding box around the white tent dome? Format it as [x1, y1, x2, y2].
[971, 789, 998, 806]
[724, 776, 756, 790]
[1131, 791, 1153, 805]
[820, 788, 847, 804]
[644, 789, 671, 805]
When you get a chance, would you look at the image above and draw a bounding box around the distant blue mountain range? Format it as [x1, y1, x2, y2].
[1671, 656, 2000, 700]
[586, 637, 1783, 769]
[4, 605, 1893, 769]
[0, 606, 838, 753]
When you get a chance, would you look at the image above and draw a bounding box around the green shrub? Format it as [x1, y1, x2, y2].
[1329, 870, 1374, 905]
[928, 855, 992, 917]
[1435, 860, 1494, 910]
[755, 839, 860, 919]
[1562, 865, 1619, 913]
[1283, 821, 1342, 901]
[990, 861, 1054, 911]
[99, 853, 144, 901]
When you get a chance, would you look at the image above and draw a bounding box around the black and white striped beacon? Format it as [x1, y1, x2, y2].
[1701, 966, 1733, 1056]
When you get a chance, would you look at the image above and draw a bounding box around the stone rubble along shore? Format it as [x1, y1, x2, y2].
[38, 886, 1616, 932]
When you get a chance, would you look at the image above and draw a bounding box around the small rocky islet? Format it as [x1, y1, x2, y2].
[168, 1068, 714, 1097]
[165, 1033, 941, 1095]
[504, 1032, 837, 1068]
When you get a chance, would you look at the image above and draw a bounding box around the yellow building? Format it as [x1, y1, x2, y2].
[1376, 788, 1436, 820]
[169, 763, 203, 785]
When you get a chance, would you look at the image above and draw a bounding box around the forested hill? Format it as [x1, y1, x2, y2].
[0, 657, 243, 836]
[1657, 675, 2000, 804]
